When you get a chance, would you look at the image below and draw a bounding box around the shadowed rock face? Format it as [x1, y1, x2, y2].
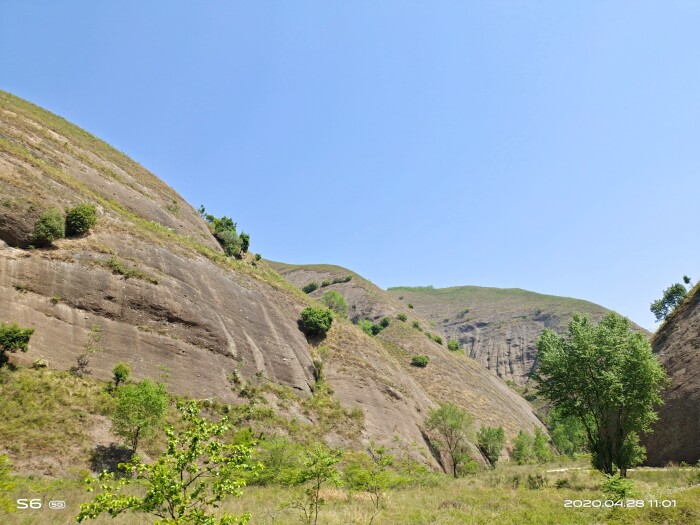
[642, 285, 700, 466]
[0, 91, 545, 474]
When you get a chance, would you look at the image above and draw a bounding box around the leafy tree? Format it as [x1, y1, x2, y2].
[321, 290, 348, 317]
[511, 430, 534, 464]
[411, 355, 429, 367]
[426, 403, 473, 477]
[32, 208, 65, 247]
[78, 401, 256, 525]
[447, 339, 461, 352]
[534, 313, 667, 476]
[65, 203, 97, 236]
[111, 379, 168, 452]
[285, 445, 342, 525]
[300, 307, 333, 336]
[0, 323, 34, 366]
[239, 232, 250, 253]
[476, 426, 505, 467]
[650, 280, 690, 322]
[112, 362, 130, 388]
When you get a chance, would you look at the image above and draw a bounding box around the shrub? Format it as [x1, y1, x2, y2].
[0, 323, 34, 365]
[477, 426, 505, 467]
[411, 355, 429, 367]
[379, 317, 391, 328]
[300, 307, 333, 336]
[526, 473, 548, 490]
[321, 280, 331, 287]
[600, 474, 636, 500]
[65, 203, 97, 236]
[255, 253, 262, 261]
[397, 313, 408, 322]
[332, 276, 352, 284]
[198, 206, 246, 258]
[358, 320, 382, 336]
[408, 304, 414, 309]
[239, 232, 250, 253]
[32, 208, 65, 247]
[112, 362, 131, 388]
[321, 290, 348, 317]
[447, 339, 460, 351]
[302, 282, 319, 294]
[412, 321, 422, 331]
[512, 430, 535, 464]
[432, 335, 443, 345]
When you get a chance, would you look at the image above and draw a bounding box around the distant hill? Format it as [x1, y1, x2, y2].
[386, 285, 648, 384]
[642, 283, 700, 466]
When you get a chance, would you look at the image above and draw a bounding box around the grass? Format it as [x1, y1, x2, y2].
[103, 256, 159, 284]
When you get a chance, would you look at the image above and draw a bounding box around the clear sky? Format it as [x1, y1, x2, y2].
[3, 1, 699, 331]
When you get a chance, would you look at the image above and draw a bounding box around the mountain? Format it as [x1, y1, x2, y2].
[0, 91, 543, 475]
[642, 284, 700, 466]
[386, 285, 648, 385]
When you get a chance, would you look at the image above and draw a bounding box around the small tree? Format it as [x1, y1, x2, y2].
[0, 323, 34, 366]
[321, 290, 348, 317]
[512, 430, 535, 464]
[476, 426, 505, 467]
[111, 379, 168, 452]
[650, 280, 690, 322]
[533, 427, 553, 462]
[32, 209, 65, 247]
[78, 401, 256, 525]
[300, 307, 333, 336]
[239, 232, 250, 253]
[65, 203, 97, 236]
[285, 445, 342, 525]
[343, 444, 396, 524]
[426, 403, 473, 477]
[112, 362, 130, 388]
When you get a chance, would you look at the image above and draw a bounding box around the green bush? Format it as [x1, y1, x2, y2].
[321, 280, 331, 287]
[358, 320, 382, 336]
[477, 426, 505, 467]
[379, 317, 391, 328]
[600, 474, 636, 500]
[300, 307, 333, 336]
[321, 290, 348, 317]
[408, 304, 414, 309]
[432, 335, 443, 345]
[255, 253, 262, 261]
[32, 208, 65, 247]
[397, 313, 408, 322]
[412, 321, 422, 331]
[332, 276, 352, 284]
[112, 362, 131, 388]
[0, 323, 35, 365]
[65, 203, 97, 236]
[302, 282, 319, 294]
[411, 355, 429, 367]
[447, 339, 461, 351]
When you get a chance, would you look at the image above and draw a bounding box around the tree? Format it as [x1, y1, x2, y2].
[548, 407, 587, 457]
[343, 444, 397, 524]
[321, 290, 348, 317]
[239, 232, 250, 253]
[533, 427, 553, 462]
[0, 323, 34, 366]
[111, 379, 168, 452]
[534, 313, 667, 476]
[650, 280, 690, 322]
[476, 426, 505, 467]
[299, 307, 333, 337]
[65, 203, 97, 236]
[285, 445, 342, 525]
[78, 401, 256, 525]
[511, 431, 534, 464]
[32, 208, 65, 247]
[425, 403, 473, 477]
[112, 362, 130, 388]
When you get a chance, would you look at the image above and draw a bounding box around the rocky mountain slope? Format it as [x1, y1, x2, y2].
[642, 284, 700, 466]
[0, 91, 544, 474]
[386, 285, 647, 385]
[270, 263, 546, 450]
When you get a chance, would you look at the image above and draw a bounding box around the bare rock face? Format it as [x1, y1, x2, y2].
[642, 285, 700, 466]
[386, 286, 647, 385]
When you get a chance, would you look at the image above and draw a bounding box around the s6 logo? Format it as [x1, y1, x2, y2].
[16, 498, 42, 509]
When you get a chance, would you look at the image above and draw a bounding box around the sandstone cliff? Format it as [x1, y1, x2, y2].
[642, 284, 700, 466]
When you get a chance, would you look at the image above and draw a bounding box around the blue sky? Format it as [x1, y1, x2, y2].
[3, 1, 699, 330]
